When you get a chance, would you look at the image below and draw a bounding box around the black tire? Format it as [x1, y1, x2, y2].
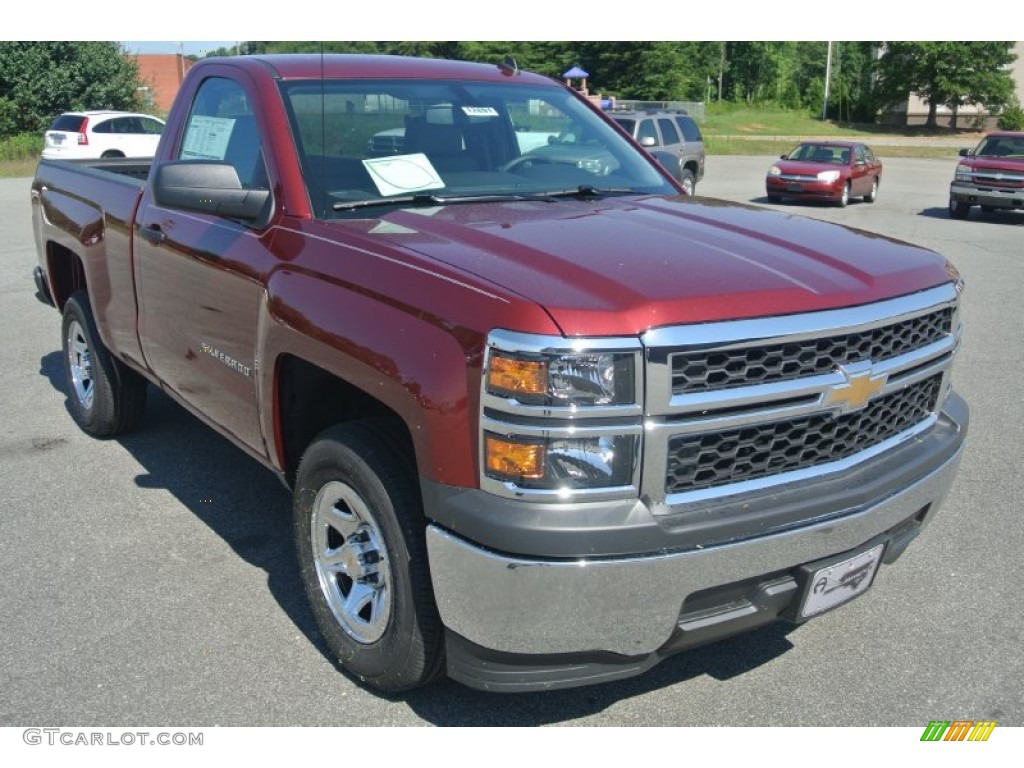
[766, 194, 782, 204]
[949, 196, 971, 220]
[294, 421, 444, 693]
[679, 169, 696, 195]
[864, 177, 879, 203]
[980, 205, 995, 213]
[100, 150, 125, 159]
[61, 290, 147, 437]
[837, 181, 851, 207]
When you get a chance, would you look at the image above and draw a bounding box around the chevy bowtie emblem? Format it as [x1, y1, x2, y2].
[825, 364, 887, 413]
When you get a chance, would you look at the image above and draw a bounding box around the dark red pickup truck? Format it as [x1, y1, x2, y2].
[31, 54, 968, 693]
[949, 131, 1024, 219]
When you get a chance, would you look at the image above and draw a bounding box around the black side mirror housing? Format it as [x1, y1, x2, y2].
[153, 161, 270, 221]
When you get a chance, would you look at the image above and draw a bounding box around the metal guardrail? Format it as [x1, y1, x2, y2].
[607, 100, 706, 121]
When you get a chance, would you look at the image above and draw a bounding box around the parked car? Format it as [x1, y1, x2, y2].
[609, 110, 705, 193]
[948, 131, 1024, 219]
[42, 111, 165, 160]
[766, 141, 882, 207]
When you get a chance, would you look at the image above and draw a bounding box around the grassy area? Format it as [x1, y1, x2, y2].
[0, 158, 38, 178]
[701, 102, 980, 158]
[705, 136, 962, 160]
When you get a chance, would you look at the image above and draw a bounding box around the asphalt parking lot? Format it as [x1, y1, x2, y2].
[0, 156, 1021, 727]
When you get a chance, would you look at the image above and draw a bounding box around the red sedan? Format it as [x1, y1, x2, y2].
[766, 141, 882, 207]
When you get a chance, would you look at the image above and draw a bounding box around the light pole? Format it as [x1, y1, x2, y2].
[822, 41, 832, 121]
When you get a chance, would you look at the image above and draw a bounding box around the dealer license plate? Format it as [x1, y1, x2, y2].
[799, 543, 884, 619]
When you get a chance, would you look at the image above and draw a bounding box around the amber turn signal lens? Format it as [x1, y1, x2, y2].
[488, 355, 547, 397]
[485, 436, 546, 481]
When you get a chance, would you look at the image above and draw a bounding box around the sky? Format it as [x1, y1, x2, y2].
[6, 1, 1010, 43]
[120, 42, 240, 57]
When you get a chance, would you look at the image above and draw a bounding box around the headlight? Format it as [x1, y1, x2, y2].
[955, 164, 973, 182]
[768, 165, 782, 176]
[481, 331, 643, 499]
[487, 350, 635, 407]
[817, 170, 841, 182]
[484, 433, 637, 491]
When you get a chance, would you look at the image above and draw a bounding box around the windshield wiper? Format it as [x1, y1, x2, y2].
[535, 185, 639, 199]
[333, 191, 559, 211]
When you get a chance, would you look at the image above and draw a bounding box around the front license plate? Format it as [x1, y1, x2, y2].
[787, 183, 804, 192]
[799, 543, 884, 619]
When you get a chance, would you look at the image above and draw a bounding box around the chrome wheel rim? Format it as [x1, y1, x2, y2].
[66, 319, 94, 411]
[311, 480, 392, 644]
[681, 176, 695, 195]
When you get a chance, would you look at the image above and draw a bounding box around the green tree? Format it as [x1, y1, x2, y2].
[0, 42, 141, 137]
[0, 42, 140, 134]
[875, 42, 1017, 128]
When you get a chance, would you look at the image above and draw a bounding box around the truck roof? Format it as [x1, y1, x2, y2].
[200, 53, 558, 86]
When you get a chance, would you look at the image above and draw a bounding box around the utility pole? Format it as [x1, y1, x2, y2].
[822, 41, 832, 121]
[718, 42, 725, 102]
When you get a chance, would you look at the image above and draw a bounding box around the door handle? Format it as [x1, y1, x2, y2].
[139, 223, 165, 246]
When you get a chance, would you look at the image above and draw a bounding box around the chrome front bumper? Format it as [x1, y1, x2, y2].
[426, 442, 964, 658]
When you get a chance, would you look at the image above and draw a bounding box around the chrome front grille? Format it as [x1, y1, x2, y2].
[665, 374, 942, 494]
[671, 307, 953, 394]
[642, 285, 962, 506]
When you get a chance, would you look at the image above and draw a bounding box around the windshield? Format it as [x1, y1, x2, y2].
[787, 144, 851, 164]
[279, 79, 676, 218]
[974, 135, 1024, 158]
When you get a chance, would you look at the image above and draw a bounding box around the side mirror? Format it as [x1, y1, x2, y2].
[640, 136, 657, 148]
[153, 160, 270, 221]
[780, 154, 787, 159]
[958, 148, 970, 157]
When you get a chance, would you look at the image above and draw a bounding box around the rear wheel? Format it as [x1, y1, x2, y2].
[100, 150, 125, 159]
[864, 177, 879, 203]
[949, 196, 971, 220]
[294, 421, 444, 693]
[61, 291, 147, 437]
[679, 169, 696, 195]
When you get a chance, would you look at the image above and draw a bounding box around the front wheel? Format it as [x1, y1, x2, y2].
[294, 421, 444, 693]
[837, 182, 850, 207]
[949, 196, 971, 220]
[61, 290, 147, 437]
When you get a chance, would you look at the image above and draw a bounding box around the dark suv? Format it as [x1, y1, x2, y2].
[610, 110, 705, 193]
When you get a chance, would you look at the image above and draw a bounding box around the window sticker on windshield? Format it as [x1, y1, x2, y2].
[462, 106, 499, 118]
[362, 154, 444, 197]
[181, 116, 236, 161]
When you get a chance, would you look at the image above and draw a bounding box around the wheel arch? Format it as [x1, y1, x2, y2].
[274, 354, 416, 488]
[45, 240, 87, 311]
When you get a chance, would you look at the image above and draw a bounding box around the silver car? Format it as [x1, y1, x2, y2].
[610, 111, 705, 194]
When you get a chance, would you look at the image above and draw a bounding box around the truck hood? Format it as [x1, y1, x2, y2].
[347, 195, 952, 337]
[961, 155, 1024, 172]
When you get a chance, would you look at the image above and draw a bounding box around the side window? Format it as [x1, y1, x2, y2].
[658, 118, 680, 146]
[92, 119, 114, 134]
[637, 119, 659, 146]
[855, 146, 867, 163]
[179, 77, 267, 190]
[140, 118, 164, 135]
[675, 117, 702, 142]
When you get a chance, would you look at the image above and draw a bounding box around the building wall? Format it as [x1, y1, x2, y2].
[131, 54, 195, 114]
[899, 42, 1023, 129]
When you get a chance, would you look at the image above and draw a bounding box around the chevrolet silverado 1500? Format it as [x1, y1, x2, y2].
[31, 54, 968, 693]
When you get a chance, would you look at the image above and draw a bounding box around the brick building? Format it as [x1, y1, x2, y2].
[130, 54, 195, 114]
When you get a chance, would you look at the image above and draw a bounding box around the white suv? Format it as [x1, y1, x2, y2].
[42, 111, 165, 160]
